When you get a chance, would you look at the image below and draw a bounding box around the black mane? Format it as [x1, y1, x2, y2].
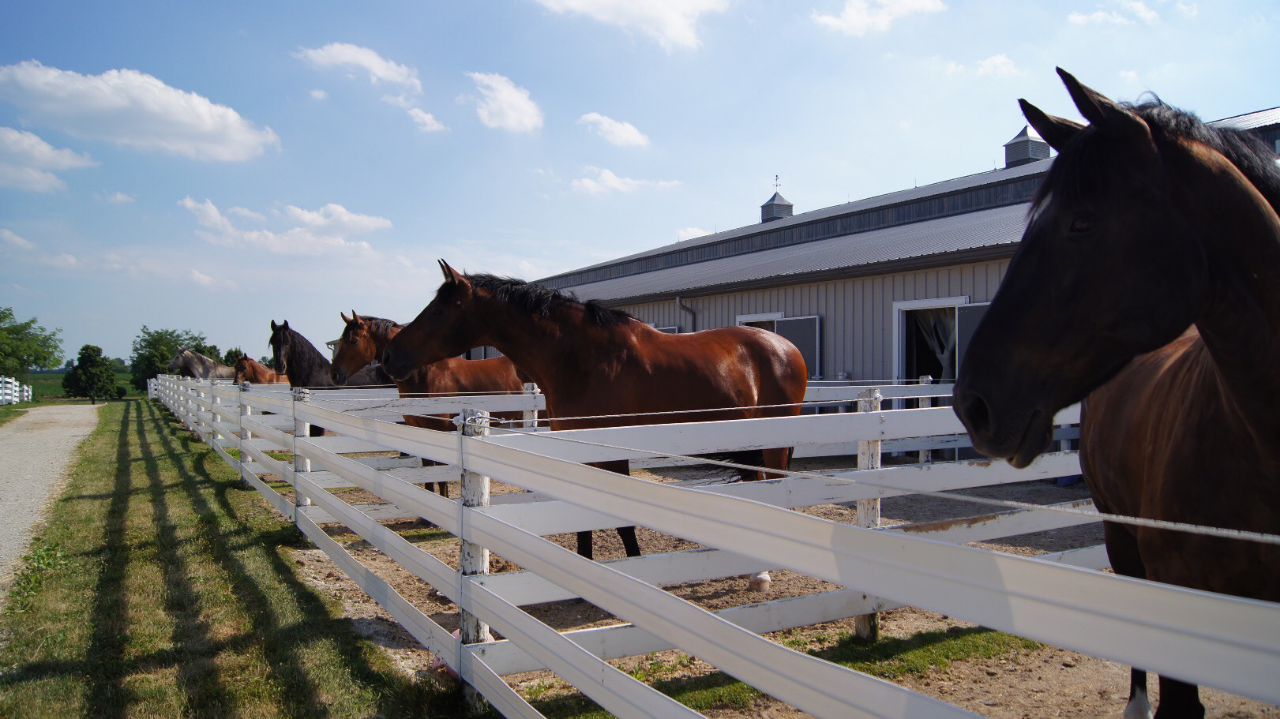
[465, 273, 635, 326]
[1034, 99, 1280, 214]
[274, 324, 334, 387]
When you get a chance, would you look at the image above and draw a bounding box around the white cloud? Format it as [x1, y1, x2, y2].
[105, 191, 134, 204]
[294, 43, 422, 93]
[0, 61, 279, 161]
[179, 197, 386, 257]
[944, 61, 964, 75]
[466, 73, 543, 133]
[1119, 69, 1140, 83]
[1119, 0, 1158, 23]
[1175, 2, 1198, 17]
[229, 206, 266, 221]
[41, 252, 78, 268]
[571, 167, 680, 195]
[975, 54, 1023, 77]
[190, 269, 214, 286]
[579, 112, 650, 147]
[0, 126, 96, 192]
[531, 0, 729, 50]
[1068, 8, 1130, 24]
[1, 228, 34, 249]
[813, 0, 946, 36]
[676, 227, 709, 241]
[407, 108, 447, 132]
[310, 89, 328, 100]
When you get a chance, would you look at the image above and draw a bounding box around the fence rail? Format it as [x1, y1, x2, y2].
[1, 376, 33, 405]
[152, 375, 1280, 718]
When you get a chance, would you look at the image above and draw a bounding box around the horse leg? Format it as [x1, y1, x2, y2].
[575, 460, 638, 561]
[1125, 668, 1153, 719]
[1153, 676, 1204, 719]
[743, 448, 793, 590]
[1104, 521, 1155, 719]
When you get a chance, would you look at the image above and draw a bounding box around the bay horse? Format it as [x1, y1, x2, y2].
[233, 354, 288, 384]
[166, 348, 235, 380]
[381, 261, 808, 572]
[330, 311, 526, 498]
[953, 69, 1280, 719]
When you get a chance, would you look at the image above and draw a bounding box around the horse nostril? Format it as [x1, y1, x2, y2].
[957, 389, 993, 437]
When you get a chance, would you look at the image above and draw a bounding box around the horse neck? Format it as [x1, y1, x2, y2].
[1175, 140, 1280, 435]
[287, 333, 333, 386]
[474, 295, 594, 393]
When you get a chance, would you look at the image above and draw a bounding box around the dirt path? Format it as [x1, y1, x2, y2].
[0, 403, 102, 599]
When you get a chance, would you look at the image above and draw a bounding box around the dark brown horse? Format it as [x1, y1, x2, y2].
[381, 261, 808, 565]
[330, 311, 526, 498]
[953, 69, 1280, 719]
[233, 354, 288, 384]
[268, 319, 390, 389]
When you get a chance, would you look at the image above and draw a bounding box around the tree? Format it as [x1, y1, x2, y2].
[221, 347, 245, 367]
[0, 307, 63, 383]
[129, 326, 212, 391]
[63, 345, 116, 404]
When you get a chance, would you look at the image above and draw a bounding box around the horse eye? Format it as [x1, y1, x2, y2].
[1069, 217, 1094, 234]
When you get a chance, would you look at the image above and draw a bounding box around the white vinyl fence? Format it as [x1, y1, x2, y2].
[152, 375, 1280, 718]
[1, 376, 33, 405]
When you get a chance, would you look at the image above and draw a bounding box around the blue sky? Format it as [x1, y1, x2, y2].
[1, 0, 1276, 361]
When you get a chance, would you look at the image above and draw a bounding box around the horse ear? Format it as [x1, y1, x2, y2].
[1019, 99, 1081, 152]
[351, 309, 360, 323]
[341, 311, 350, 324]
[440, 259, 467, 285]
[271, 320, 278, 331]
[282, 320, 290, 330]
[1057, 67, 1150, 141]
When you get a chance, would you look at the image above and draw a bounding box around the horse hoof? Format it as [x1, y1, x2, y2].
[748, 572, 772, 592]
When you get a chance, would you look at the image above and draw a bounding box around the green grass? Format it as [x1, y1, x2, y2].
[0, 399, 462, 719]
[530, 627, 1041, 718]
[0, 407, 24, 428]
[21, 371, 140, 405]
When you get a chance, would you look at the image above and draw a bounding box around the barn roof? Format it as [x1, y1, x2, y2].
[1211, 106, 1280, 131]
[567, 202, 1028, 304]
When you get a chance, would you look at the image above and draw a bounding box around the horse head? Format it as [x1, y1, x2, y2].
[331, 310, 379, 384]
[953, 68, 1210, 467]
[268, 320, 291, 377]
[382, 261, 487, 381]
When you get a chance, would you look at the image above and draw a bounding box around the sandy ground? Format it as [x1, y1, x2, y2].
[269, 456, 1276, 718]
[0, 403, 102, 601]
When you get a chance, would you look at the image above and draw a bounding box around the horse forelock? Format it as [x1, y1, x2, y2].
[466, 272, 634, 326]
[344, 315, 401, 342]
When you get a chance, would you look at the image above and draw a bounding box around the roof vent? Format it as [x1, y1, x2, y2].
[1004, 125, 1051, 168]
[761, 192, 793, 223]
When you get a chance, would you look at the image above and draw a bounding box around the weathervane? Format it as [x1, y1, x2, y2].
[773, 174, 781, 191]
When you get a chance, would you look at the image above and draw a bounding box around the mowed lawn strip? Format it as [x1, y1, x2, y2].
[0, 398, 461, 719]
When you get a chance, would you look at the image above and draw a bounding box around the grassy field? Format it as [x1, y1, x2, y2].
[23, 371, 142, 404]
[0, 399, 459, 719]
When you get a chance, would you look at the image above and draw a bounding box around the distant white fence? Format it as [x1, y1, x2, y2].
[1, 376, 33, 405]
[153, 375, 1280, 718]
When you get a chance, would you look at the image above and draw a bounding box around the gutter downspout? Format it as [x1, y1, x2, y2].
[675, 295, 697, 332]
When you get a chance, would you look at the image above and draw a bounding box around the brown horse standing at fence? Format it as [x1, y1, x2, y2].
[953, 69, 1280, 719]
[330, 311, 526, 498]
[381, 261, 808, 568]
[234, 354, 288, 384]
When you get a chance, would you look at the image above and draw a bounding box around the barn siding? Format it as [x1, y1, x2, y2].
[614, 258, 1008, 382]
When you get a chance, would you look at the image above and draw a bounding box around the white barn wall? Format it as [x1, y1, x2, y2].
[616, 258, 1010, 382]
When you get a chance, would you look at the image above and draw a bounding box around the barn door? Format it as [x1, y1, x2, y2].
[774, 316, 820, 380]
[955, 303, 989, 376]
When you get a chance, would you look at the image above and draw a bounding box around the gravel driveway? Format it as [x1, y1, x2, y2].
[0, 404, 102, 596]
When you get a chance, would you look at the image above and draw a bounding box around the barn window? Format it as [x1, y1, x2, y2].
[737, 312, 821, 380]
[892, 297, 988, 386]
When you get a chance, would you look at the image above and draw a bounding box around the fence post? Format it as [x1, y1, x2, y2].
[522, 382, 540, 429]
[211, 388, 224, 445]
[458, 407, 492, 714]
[855, 387, 882, 641]
[917, 375, 933, 464]
[239, 382, 254, 490]
[292, 387, 312, 510]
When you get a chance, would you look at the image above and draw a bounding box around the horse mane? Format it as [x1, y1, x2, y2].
[466, 273, 635, 326]
[279, 325, 331, 378]
[345, 315, 402, 341]
[1033, 98, 1280, 214]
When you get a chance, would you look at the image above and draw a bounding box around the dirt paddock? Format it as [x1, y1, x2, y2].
[281, 457, 1277, 718]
